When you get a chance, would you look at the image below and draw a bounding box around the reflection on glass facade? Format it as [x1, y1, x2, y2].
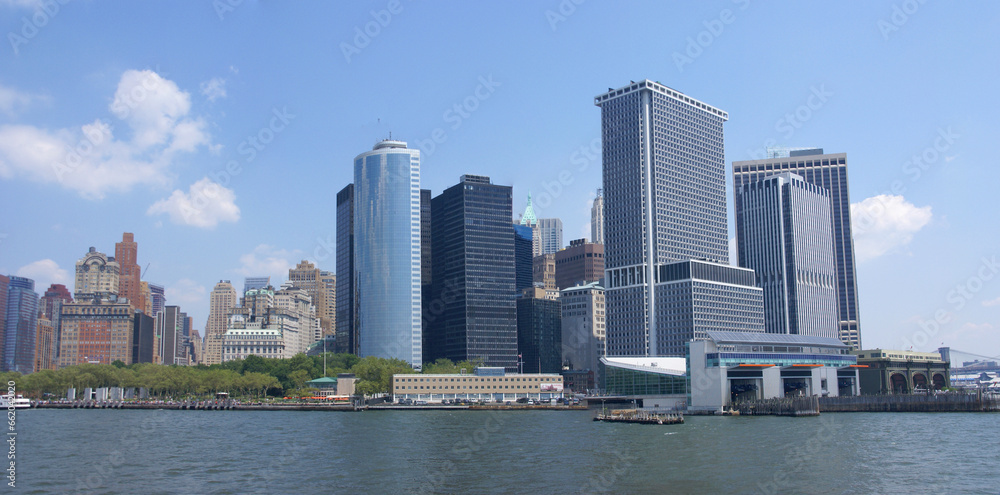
[737, 173, 838, 339]
[3, 276, 38, 373]
[335, 184, 356, 355]
[354, 140, 422, 368]
[600, 361, 687, 395]
[732, 151, 862, 349]
[596, 79, 729, 357]
[428, 175, 517, 369]
[514, 225, 533, 293]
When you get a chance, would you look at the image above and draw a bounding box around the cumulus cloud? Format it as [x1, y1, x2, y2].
[983, 296, 1000, 308]
[147, 177, 240, 229]
[0, 83, 48, 117]
[15, 259, 69, 290]
[0, 70, 212, 199]
[850, 194, 932, 262]
[200, 77, 227, 102]
[236, 244, 302, 285]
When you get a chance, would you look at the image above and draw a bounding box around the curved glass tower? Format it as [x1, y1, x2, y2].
[354, 140, 422, 368]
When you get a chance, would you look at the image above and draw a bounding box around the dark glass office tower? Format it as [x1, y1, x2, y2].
[516, 288, 562, 374]
[335, 183, 357, 355]
[733, 150, 862, 349]
[595, 79, 729, 357]
[428, 175, 517, 370]
[513, 224, 534, 294]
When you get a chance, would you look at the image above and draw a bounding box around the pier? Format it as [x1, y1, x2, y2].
[594, 409, 684, 425]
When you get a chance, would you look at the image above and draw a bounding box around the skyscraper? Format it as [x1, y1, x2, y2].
[132, 312, 156, 364]
[74, 247, 120, 302]
[336, 183, 357, 355]
[34, 313, 54, 371]
[40, 283, 72, 362]
[243, 276, 271, 294]
[354, 139, 422, 368]
[591, 189, 604, 245]
[554, 239, 605, 290]
[596, 79, 729, 356]
[0, 276, 7, 367]
[736, 173, 838, 339]
[518, 193, 542, 256]
[203, 280, 238, 365]
[537, 218, 563, 255]
[288, 260, 336, 336]
[427, 175, 517, 369]
[3, 276, 38, 373]
[157, 305, 185, 366]
[115, 232, 141, 310]
[560, 282, 605, 379]
[513, 224, 534, 293]
[148, 283, 165, 318]
[732, 150, 862, 348]
[516, 287, 562, 374]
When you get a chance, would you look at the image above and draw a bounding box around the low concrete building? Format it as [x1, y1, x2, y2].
[392, 367, 563, 403]
[853, 349, 950, 394]
[688, 331, 859, 413]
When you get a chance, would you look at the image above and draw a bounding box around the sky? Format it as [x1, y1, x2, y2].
[1, 1, 998, 361]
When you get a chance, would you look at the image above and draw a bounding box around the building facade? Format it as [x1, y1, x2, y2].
[288, 260, 336, 336]
[560, 282, 605, 380]
[115, 232, 142, 311]
[221, 319, 286, 362]
[336, 183, 357, 355]
[854, 349, 950, 394]
[40, 283, 73, 364]
[132, 312, 156, 364]
[157, 305, 187, 366]
[392, 367, 564, 403]
[516, 287, 562, 374]
[58, 299, 133, 367]
[148, 283, 165, 319]
[3, 276, 38, 373]
[596, 79, 730, 357]
[243, 277, 271, 294]
[74, 247, 121, 302]
[428, 175, 518, 369]
[736, 173, 838, 339]
[518, 193, 542, 257]
[532, 254, 556, 291]
[554, 239, 605, 290]
[688, 331, 859, 412]
[591, 189, 604, 245]
[354, 140, 422, 368]
[733, 150, 862, 349]
[203, 280, 238, 365]
[513, 224, 534, 294]
[34, 313, 55, 371]
[537, 218, 563, 255]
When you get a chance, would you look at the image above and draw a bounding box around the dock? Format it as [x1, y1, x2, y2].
[594, 409, 684, 425]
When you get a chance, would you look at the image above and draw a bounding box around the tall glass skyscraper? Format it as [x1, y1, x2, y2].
[3, 276, 38, 373]
[537, 218, 563, 255]
[596, 79, 730, 356]
[335, 184, 357, 355]
[428, 175, 517, 369]
[732, 150, 862, 349]
[513, 224, 534, 294]
[736, 173, 838, 339]
[354, 140, 422, 368]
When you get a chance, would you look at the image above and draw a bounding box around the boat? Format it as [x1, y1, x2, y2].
[0, 394, 31, 409]
[594, 408, 683, 425]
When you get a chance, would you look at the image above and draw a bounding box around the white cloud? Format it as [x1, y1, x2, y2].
[850, 194, 932, 262]
[983, 296, 1000, 308]
[236, 244, 302, 285]
[0, 0, 44, 9]
[200, 77, 227, 102]
[147, 177, 240, 229]
[165, 278, 207, 308]
[15, 259, 69, 290]
[0, 70, 212, 199]
[0, 83, 48, 116]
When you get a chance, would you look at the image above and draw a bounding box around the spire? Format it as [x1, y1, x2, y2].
[520, 192, 538, 226]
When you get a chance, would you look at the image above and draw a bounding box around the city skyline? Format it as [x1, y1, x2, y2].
[1, 2, 998, 358]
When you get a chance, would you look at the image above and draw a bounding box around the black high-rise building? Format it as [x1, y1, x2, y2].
[335, 184, 357, 355]
[420, 188, 433, 360]
[427, 175, 517, 369]
[132, 312, 155, 364]
[516, 288, 562, 374]
[513, 224, 533, 294]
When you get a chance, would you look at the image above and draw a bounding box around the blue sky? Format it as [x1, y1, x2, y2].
[1, 1, 998, 360]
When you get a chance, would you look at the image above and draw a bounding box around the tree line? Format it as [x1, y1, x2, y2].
[1, 354, 484, 399]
